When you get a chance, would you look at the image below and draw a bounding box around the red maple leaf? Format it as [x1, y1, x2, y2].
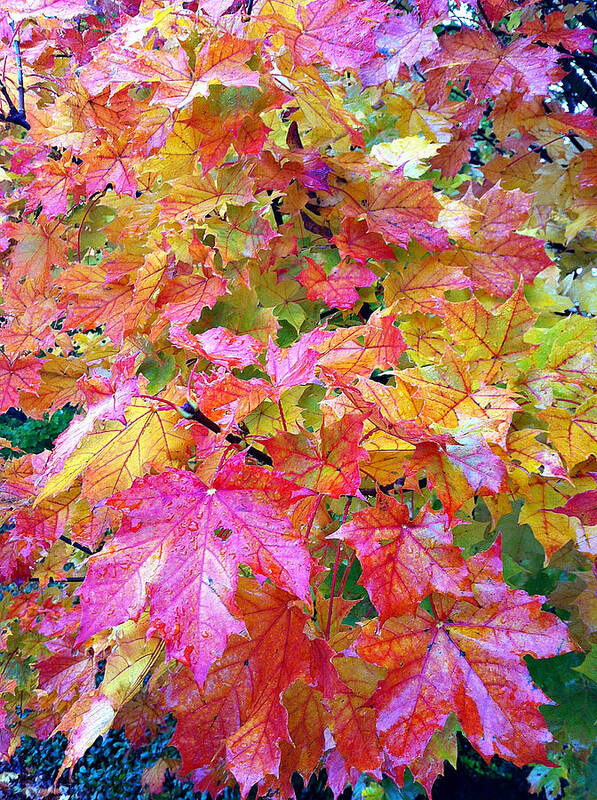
[357, 540, 575, 768]
[77, 458, 313, 684]
[332, 496, 470, 620]
[266, 411, 368, 497]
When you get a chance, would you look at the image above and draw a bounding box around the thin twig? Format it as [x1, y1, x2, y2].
[476, 1, 494, 32]
[473, 128, 506, 155]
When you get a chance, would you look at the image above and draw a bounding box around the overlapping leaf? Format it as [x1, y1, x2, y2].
[357, 542, 574, 767]
[77, 458, 313, 683]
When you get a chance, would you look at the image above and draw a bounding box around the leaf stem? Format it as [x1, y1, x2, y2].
[277, 400, 288, 432]
[337, 552, 356, 597]
[186, 359, 199, 403]
[304, 494, 322, 539]
[326, 542, 342, 641]
[137, 394, 182, 414]
[505, 134, 568, 169]
[326, 498, 351, 640]
[77, 192, 105, 262]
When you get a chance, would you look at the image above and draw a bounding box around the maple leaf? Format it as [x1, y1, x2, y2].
[3, 219, 68, 285]
[25, 152, 81, 218]
[331, 218, 395, 264]
[77, 458, 313, 683]
[517, 476, 597, 560]
[37, 647, 96, 708]
[440, 284, 538, 382]
[224, 585, 313, 792]
[438, 185, 553, 296]
[37, 399, 193, 504]
[280, 681, 328, 783]
[192, 368, 275, 427]
[265, 410, 367, 497]
[384, 713, 458, 796]
[58, 264, 134, 346]
[430, 28, 563, 100]
[0, 294, 61, 359]
[83, 136, 138, 197]
[357, 540, 575, 769]
[400, 349, 520, 447]
[553, 490, 597, 527]
[343, 170, 449, 252]
[332, 496, 470, 620]
[55, 692, 115, 776]
[0, 354, 42, 414]
[161, 167, 256, 223]
[80, 35, 260, 111]
[406, 435, 507, 520]
[169, 325, 265, 369]
[264, 328, 332, 396]
[372, 136, 443, 175]
[317, 313, 406, 378]
[113, 673, 168, 748]
[549, 547, 597, 651]
[527, 316, 597, 401]
[8, 485, 91, 568]
[327, 657, 384, 773]
[297, 258, 377, 310]
[187, 33, 261, 101]
[540, 397, 597, 470]
[141, 758, 182, 795]
[157, 269, 228, 325]
[361, 14, 440, 85]
[18, 354, 88, 419]
[384, 259, 471, 316]
[288, 0, 386, 71]
[519, 11, 595, 52]
[101, 616, 164, 709]
[39, 379, 139, 474]
[168, 579, 314, 792]
[207, 205, 278, 262]
[506, 430, 568, 481]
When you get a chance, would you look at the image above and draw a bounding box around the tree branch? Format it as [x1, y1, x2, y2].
[12, 26, 25, 120]
[59, 535, 94, 556]
[180, 402, 273, 467]
[473, 128, 506, 155]
[0, 23, 29, 130]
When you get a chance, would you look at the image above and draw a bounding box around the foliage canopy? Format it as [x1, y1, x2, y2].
[0, 0, 596, 797]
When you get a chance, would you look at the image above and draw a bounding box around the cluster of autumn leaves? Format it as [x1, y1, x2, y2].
[0, 0, 596, 796]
